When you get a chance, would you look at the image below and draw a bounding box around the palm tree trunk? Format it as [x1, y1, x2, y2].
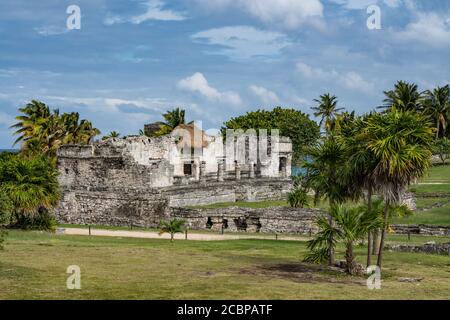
[377, 204, 390, 269]
[366, 185, 373, 267]
[328, 201, 335, 267]
[170, 233, 174, 242]
[346, 241, 355, 275]
[372, 229, 380, 255]
[437, 120, 440, 139]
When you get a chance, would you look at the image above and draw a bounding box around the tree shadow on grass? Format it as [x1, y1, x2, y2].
[239, 263, 366, 285]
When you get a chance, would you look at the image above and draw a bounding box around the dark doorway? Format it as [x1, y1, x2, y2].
[183, 162, 193, 176]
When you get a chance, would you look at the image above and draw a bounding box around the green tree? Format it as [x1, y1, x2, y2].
[381, 81, 423, 112]
[304, 137, 352, 265]
[102, 131, 121, 140]
[153, 108, 189, 136]
[288, 188, 309, 208]
[223, 107, 320, 165]
[364, 108, 434, 269]
[433, 138, 450, 165]
[11, 101, 100, 157]
[422, 85, 450, 139]
[306, 205, 382, 274]
[0, 191, 13, 250]
[312, 94, 343, 134]
[0, 153, 60, 231]
[158, 219, 186, 242]
[336, 113, 380, 266]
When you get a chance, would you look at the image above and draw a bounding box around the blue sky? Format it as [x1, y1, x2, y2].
[1, 0, 449, 148]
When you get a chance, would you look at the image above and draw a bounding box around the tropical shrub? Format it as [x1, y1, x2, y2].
[433, 138, 450, 164]
[288, 188, 309, 208]
[305, 205, 382, 275]
[12, 209, 57, 232]
[0, 153, 59, 232]
[158, 219, 185, 242]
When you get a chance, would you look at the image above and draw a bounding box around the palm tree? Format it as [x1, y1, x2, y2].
[364, 108, 434, 269]
[154, 108, 188, 136]
[158, 219, 186, 242]
[381, 81, 423, 112]
[11, 100, 52, 147]
[337, 113, 380, 266]
[312, 94, 343, 134]
[304, 137, 351, 265]
[11, 101, 100, 157]
[102, 131, 121, 140]
[422, 85, 450, 139]
[305, 205, 382, 274]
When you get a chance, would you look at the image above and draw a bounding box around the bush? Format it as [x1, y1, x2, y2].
[0, 229, 7, 250]
[12, 209, 57, 232]
[288, 188, 309, 208]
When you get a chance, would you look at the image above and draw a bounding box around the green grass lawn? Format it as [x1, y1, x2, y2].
[0, 230, 449, 300]
[392, 203, 450, 226]
[190, 197, 331, 210]
[189, 200, 289, 209]
[420, 165, 450, 183]
[409, 184, 450, 195]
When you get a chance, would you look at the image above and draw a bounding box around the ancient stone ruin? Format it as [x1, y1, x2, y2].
[56, 127, 319, 233]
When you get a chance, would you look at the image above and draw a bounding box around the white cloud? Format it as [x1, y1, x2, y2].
[330, 0, 401, 9]
[177, 72, 242, 106]
[192, 0, 324, 30]
[249, 85, 280, 105]
[192, 26, 291, 60]
[34, 25, 69, 36]
[105, 0, 186, 25]
[393, 12, 450, 47]
[296, 62, 374, 93]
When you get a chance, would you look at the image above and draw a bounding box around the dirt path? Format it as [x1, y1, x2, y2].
[61, 227, 309, 242]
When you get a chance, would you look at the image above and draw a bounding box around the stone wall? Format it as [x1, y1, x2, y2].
[57, 178, 294, 229]
[391, 224, 450, 236]
[57, 190, 169, 227]
[170, 206, 323, 234]
[165, 178, 292, 207]
[386, 242, 450, 255]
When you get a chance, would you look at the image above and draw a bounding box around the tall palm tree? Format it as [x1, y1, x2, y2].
[102, 131, 120, 140]
[154, 108, 188, 136]
[304, 137, 351, 266]
[312, 94, 343, 134]
[11, 100, 52, 147]
[11, 101, 100, 157]
[381, 81, 423, 112]
[422, 85, 450, 139]
[364, 108, 434, 269]
[337, 113, 380, 266]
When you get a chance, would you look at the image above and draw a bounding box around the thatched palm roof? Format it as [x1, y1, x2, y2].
[171, 124, 209, 149]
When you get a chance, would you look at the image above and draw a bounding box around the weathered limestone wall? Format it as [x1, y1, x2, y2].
[390, 224, 450, 236]
[57, 179, 294, 229]
[57, 190, 169, 226]
[170, 206, 323, 234]
[57, 140, 174, 190]
[386, 242, 450, 255]
[165, 179, 292, 207]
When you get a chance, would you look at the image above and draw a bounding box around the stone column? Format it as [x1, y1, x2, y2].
[235, 161, 241, 181]
[217, 161, 224, 182]
[249, 161, 255, 178]
[192, 161, 199, 181]
[200, 161, 206, 182]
